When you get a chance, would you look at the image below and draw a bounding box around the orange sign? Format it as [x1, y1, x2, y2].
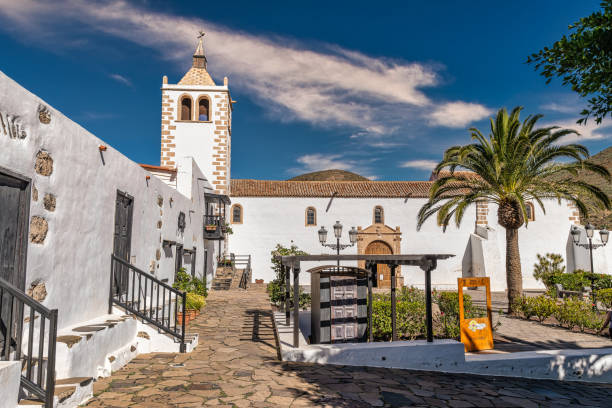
[458, 277, 493, 352]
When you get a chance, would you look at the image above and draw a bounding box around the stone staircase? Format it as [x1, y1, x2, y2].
[18, 377, 93, 407]
[211, 266, 234, 290]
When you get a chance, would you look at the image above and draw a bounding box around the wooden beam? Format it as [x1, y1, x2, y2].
[391, 264, 397, 341]
[293, 264, 300, 347]
[368, 263, 375, 342]
[421, 257, 437, 343]
[285, 265, 290, 326]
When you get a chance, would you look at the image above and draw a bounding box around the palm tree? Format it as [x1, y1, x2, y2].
[417, 107, 610, 313]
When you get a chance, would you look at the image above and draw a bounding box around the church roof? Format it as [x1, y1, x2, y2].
[178, 68, 216, 86]
[178, 34, 216, 86]
[230, 179, 433, 198]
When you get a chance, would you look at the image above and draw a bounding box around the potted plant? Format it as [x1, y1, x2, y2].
[205, 224, 217, 232]
[185, 292, 206, 322]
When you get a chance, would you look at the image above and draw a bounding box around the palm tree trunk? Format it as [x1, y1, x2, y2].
[505, 228, 523, 314]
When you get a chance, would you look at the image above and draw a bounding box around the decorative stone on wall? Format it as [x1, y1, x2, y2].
[157, 220, 162, 229]
[26, 279, 47, 302]
[32, 185, 38, 201]
[38, 104, 51, 124]
[157, 195, 163, 207]
[156, 249, 161, 261]
[35, 151, 53, 176]
[0, 111, 27, 139]
[476, 200, 489, 226]
[29, 216, 48, 244]
[43, 193, 56, 212]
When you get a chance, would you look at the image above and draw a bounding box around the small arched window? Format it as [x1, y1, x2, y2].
[525, 202, 535, 222]
[373, 206, 384, 224]
[231, 204, 243, 224]
[198, 97, 210, 121]
[305, 207, 316, 226]
[180, 96, 192, 121]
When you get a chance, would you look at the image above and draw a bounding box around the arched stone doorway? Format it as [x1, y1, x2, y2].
[357, 224, 403, 288]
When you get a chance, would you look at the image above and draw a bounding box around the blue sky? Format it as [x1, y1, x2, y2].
[0, 0, 610, 180]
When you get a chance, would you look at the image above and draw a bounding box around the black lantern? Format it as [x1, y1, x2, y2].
[318, 226, 328, 245]
[333, 220, 343, 239]
[349, 226, 358, 244]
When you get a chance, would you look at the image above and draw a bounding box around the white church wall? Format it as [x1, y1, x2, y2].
[228, 196, 477, 288]
[0, 71, 207, 329]
[228, 195, 578, 291]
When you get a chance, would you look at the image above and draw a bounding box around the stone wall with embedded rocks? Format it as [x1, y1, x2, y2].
[0, 70, 219, 329]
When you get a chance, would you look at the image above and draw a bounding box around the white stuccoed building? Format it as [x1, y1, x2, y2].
[0, 34, 611, 407]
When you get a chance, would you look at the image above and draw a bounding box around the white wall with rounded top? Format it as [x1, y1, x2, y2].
[228, 195, 578, 290]
[0, 71, 214, 330]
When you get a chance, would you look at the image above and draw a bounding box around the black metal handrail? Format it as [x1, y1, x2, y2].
[109, 254, 186, 352]
[234, 255, 252, 289]
[0, 277, 57, 407]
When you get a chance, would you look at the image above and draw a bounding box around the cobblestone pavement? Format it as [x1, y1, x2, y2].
[86, 288, 612, 407]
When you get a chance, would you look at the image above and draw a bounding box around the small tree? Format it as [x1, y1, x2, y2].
[533, 253, 566, 288]
[268, 244, 309, 307]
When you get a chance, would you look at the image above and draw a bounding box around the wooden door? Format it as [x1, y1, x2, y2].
[175, 244, 184, 279]
[113, 191, 133, 296]
[330, 276, 357, 342]
[365, 240, 393, 288]
[0, 169, 30, 352]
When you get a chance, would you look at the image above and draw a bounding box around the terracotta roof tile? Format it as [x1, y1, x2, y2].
[230, 179, 433, 198]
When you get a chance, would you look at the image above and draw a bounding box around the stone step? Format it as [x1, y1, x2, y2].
[18, 383, 79, 406]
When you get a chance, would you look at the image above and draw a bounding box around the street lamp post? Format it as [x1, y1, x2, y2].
[570, 224, 609, 304]
[571, 224, 609, 274]
[318, 221, 358, 266]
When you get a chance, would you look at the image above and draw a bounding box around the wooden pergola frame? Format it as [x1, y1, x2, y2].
[276, 254, 454, 347]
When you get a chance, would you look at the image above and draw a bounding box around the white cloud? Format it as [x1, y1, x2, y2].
[540, 102, 578, 114]
[542, 118, 612, 144]
[428, 102, 492, 128]
[399, 159, 438, 170]
[0, 0, 490, 138]
[109, 73, 132, 86]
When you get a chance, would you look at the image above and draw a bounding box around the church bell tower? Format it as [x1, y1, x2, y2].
[160, 33, 232, 195]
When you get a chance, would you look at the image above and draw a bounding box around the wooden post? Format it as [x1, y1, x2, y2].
[293, 264, 300, 347]
[368, 263, 375, 342]
[390, 264, 397, 342]
[425, 264, 434, 343]
[285, 265, 290, 326]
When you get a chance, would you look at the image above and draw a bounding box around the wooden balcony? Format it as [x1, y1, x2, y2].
[203, 215, 226, 240]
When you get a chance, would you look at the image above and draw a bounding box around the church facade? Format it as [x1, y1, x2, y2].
[156, 37, 612, 291]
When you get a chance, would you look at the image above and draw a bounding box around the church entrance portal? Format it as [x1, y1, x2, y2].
[365, 241, 393, 288]
[356, 224, 403, 289]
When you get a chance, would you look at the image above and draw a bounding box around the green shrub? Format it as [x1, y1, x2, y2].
[514, 295, 557, 322]
[173, 268, 208, 297]
[553, 297, 600, 331]
[590, 273, 612, 291]
[434, 291, 484, 339]
[399, 286, 426, 303]
[266, 281, 283, 304]
[266, 280, 311, 309]
[533, 253, 565, 289]
[554, 271, 591, 292]
[185, 293, 205, 310]
[597, 288, 612, 309]
[371, 298, 426, 341]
